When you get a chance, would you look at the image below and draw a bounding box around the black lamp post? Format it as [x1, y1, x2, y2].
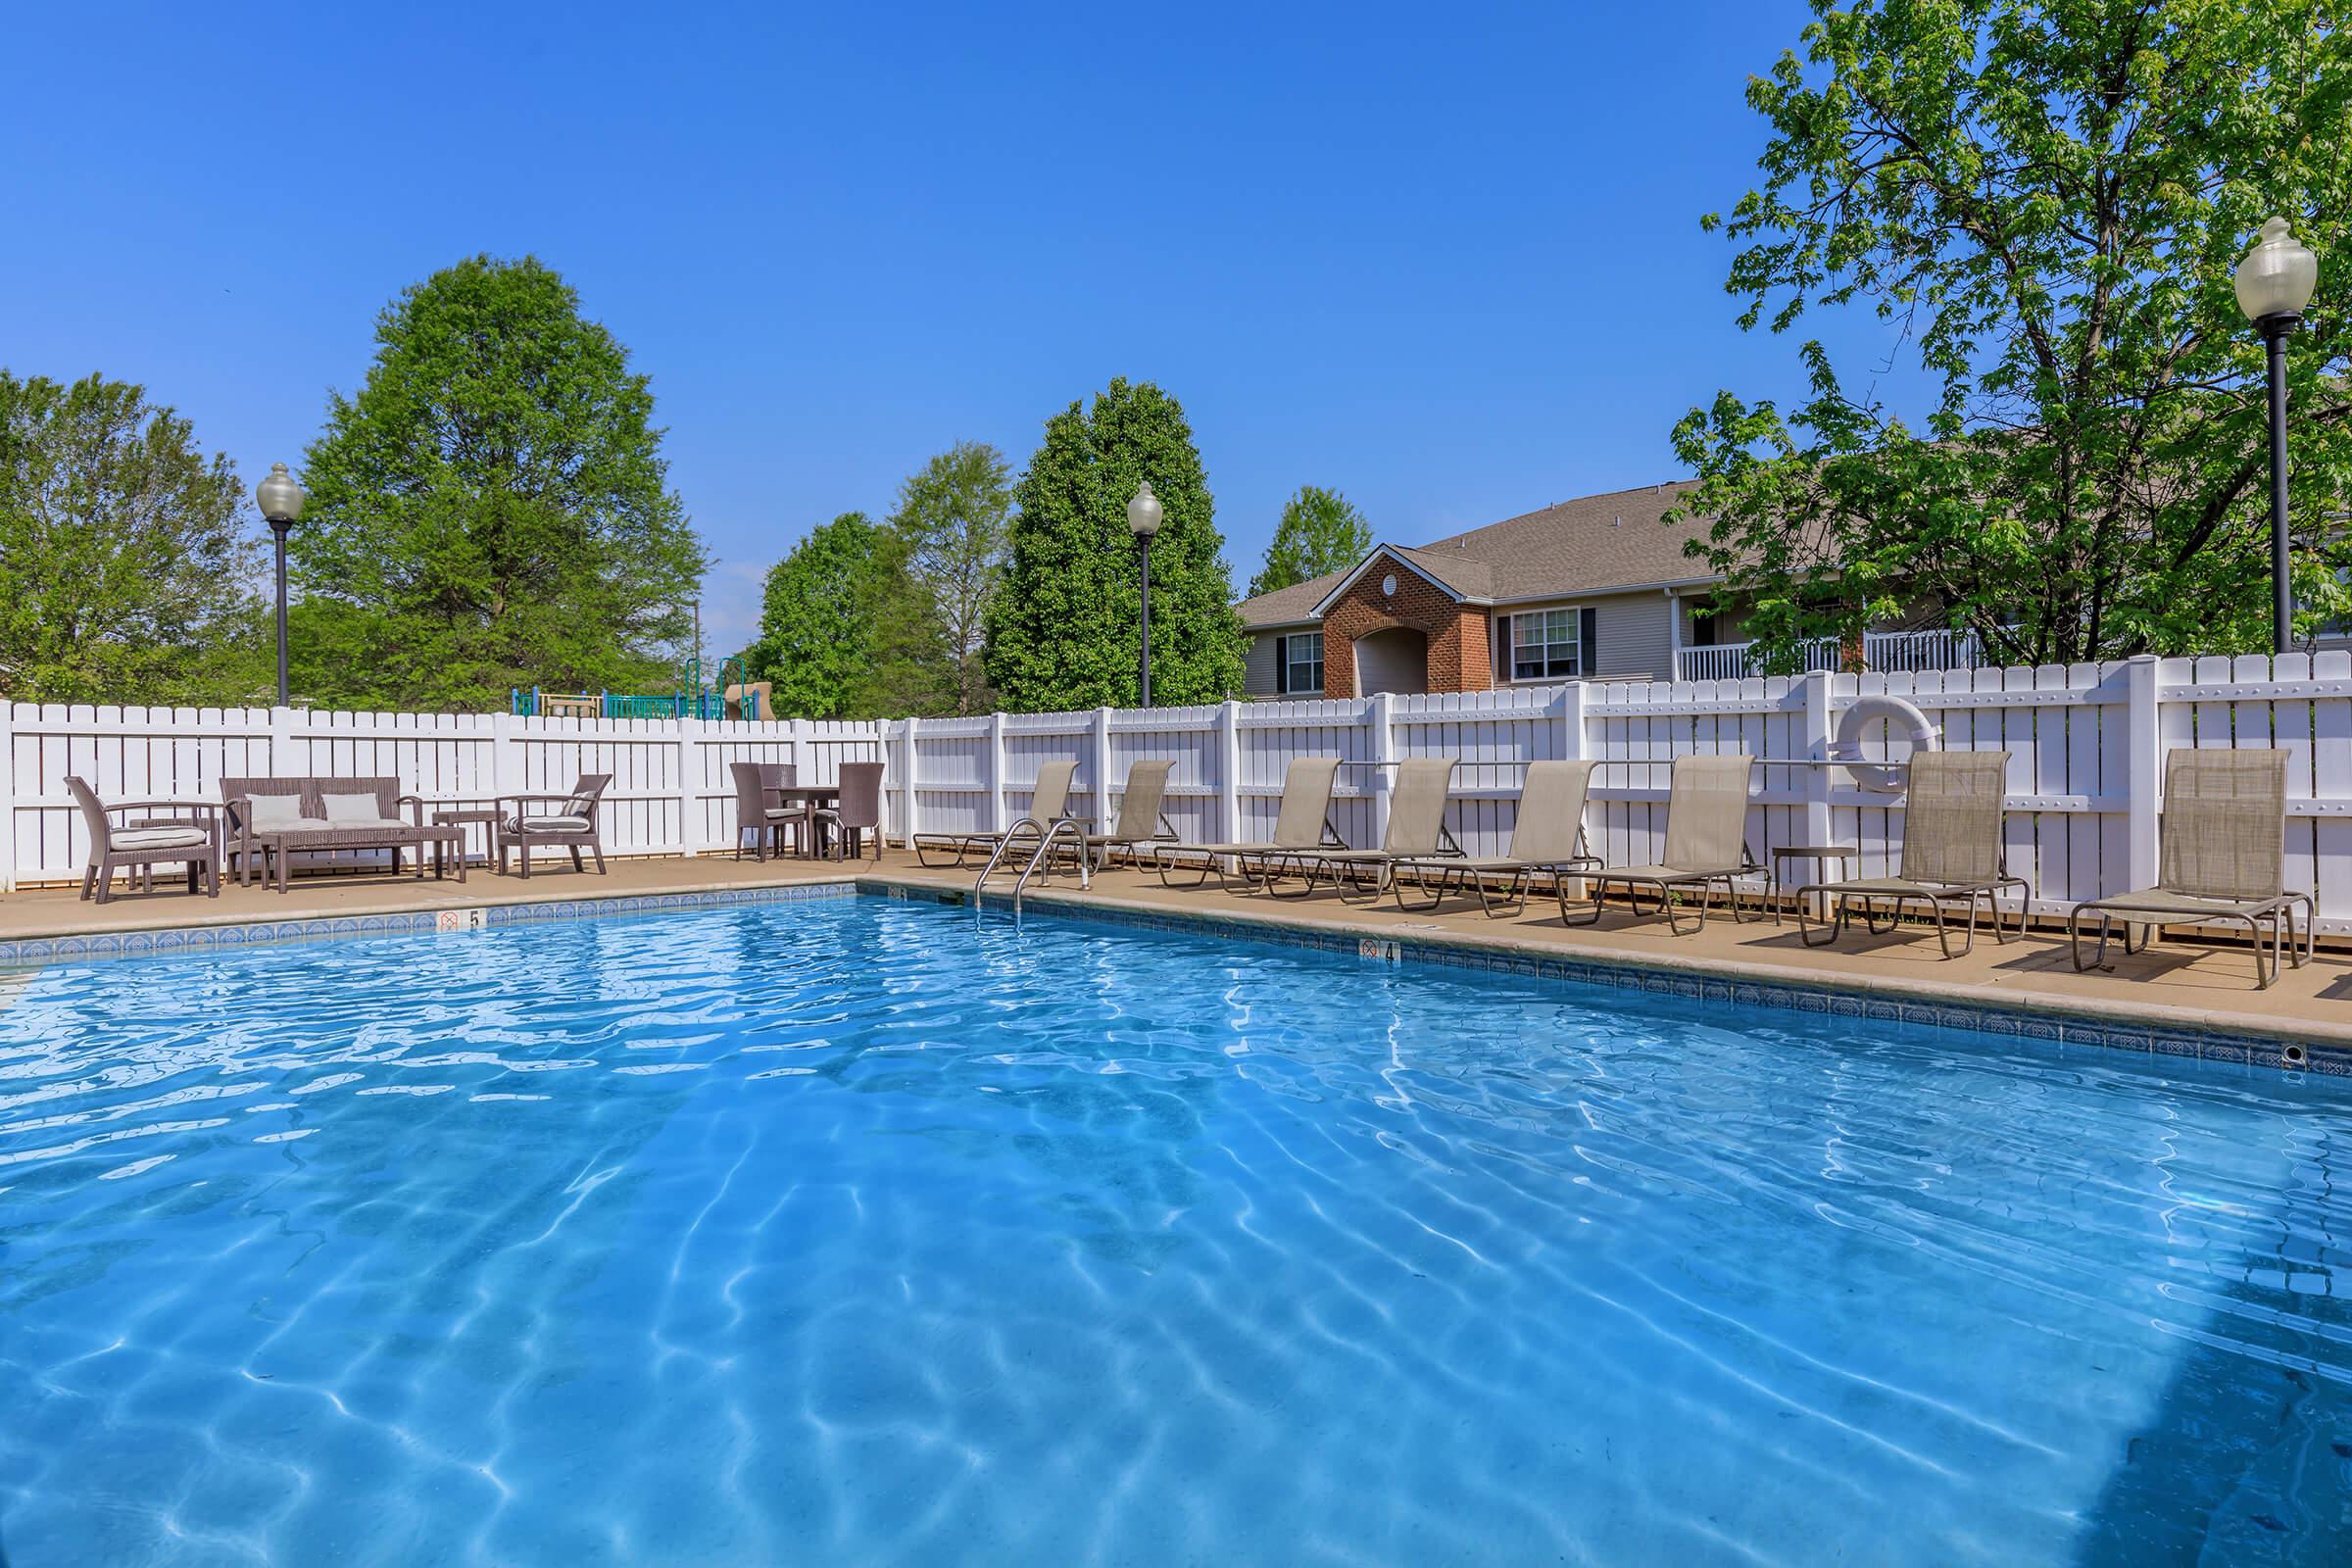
[256, 463, 306, 704]
[1127, 480, 1163, 707]
[2235, 217, 2320, 655]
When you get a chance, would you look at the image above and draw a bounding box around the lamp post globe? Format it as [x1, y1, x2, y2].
[2238, 219, 2320, 656]
[257, 463, 306, 705]
[1128, 481, 1163, 708]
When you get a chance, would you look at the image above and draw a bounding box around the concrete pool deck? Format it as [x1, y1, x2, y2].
[5, 849, 2352, 1051]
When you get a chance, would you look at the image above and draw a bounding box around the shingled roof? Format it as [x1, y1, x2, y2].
[1237, 481, 1719, 629]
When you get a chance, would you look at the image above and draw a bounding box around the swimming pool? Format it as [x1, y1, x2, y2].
[2, 892, 2347, 1564]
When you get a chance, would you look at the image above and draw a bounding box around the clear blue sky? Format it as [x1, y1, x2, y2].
[3, 2, 1927, 654]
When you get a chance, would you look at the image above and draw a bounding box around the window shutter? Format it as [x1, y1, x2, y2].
[1579, 608, 1598, 678]
[1494, 614, 1509, 683]
[1274, 636, 1289, 695]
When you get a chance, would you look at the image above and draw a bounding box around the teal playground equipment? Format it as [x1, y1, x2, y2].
[512, 655, 764, 720]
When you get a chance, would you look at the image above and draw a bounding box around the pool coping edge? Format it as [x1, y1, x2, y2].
[860, 875, 2352, 1075]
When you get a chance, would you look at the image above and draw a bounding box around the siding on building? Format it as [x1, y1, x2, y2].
[1491, 589, 1674, 684]
[1244, 625, 1320, 698]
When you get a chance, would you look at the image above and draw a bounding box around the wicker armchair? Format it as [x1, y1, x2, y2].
[66, 776, 222, 904]
[498, 774, 613, 878]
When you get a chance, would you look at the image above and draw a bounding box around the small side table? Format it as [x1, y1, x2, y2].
[430, 808, 504, 871]
[1770, 845, 1857, 925]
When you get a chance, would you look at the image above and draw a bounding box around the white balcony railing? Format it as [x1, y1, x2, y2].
[1676, 627, 1987, 683]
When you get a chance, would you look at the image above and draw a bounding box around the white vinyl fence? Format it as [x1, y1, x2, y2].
[13, 653, 2352, 934]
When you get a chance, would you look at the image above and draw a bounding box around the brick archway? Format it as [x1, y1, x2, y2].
[1318, 552, 1493, 698]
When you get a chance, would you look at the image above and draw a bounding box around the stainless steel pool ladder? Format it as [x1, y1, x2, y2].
[972, 813, 1092, 920]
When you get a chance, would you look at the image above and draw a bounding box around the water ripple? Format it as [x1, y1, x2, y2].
[0, 901, 2349, 1564]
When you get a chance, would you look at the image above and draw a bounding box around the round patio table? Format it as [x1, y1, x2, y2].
[769, 784, 843, 859]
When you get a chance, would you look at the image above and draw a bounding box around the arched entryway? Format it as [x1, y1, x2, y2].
[1354, 626, 1429, 696]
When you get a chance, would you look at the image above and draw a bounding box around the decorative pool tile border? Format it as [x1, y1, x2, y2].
[893, 880, 2350, 1077]
[0, 880, 858, 969]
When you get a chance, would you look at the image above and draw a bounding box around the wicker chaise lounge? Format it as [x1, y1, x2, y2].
[1387, 759, 1601, 915]
[66, 776, 223, 904]
[1151, 756, 1347, 892]
[1262, 756, 1461, 901]
[220, 776, 461, 892]
[1564, 754, 1758, 935]
[1796, 750, 2028, 958]
[913, 760, 1080, 869]
[2068, 748, 2312, 989]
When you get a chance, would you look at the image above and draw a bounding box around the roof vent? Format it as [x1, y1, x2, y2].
[1613, 514, 1622, 527]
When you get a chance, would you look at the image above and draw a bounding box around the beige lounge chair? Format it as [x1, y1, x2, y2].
[1389, 759, 1601, 915]
[1796, 750, 2028, 957]
[1564, 754, 1758, 935]
[2069, 748, 2312, 989]
[913, 760, 1078, 868]
[1152, 756, 1346, 891]
[1264, 757, 1461, 900]
[1073, 760, 1179, 871]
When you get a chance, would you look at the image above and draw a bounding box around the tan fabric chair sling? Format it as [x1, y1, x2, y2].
[1388, 759, 1601, 915]
[2069, 748, 2312, 989]
[1152, 756, 1346, 891]
[1565, 754, 1758, 935]
[913, 759, 1078, 868]
[1796, 750, 2028, 958]
[1072, 760, 1179, 871]
[1263, 757, 1461, 901]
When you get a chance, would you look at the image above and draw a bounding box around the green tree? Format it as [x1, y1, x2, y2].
[984, 377, 1247, 710]
[1248, 485, 1372, 598]
[889, 440, 1011, 714]
[747, 513, 949, 719]
[1672, 0, 2352, 667]
[0, 371, 268, 704]
[289, 254, 706, 710]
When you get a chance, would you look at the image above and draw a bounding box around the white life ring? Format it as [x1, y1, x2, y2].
[1831, 695, 1936, 793]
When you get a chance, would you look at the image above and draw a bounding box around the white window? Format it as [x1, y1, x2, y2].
[1510, 609, 1584, 680]
[1279, 632, 1324, 695]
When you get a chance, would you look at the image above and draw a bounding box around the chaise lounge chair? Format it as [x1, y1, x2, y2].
[1151, 756, 1346, 892]
[2068, 748, 2312, 989]
[912, 759, 1079, 869]
[1261, 756, 1461, 901]
[1796, 750, 2028, 958]
[1563, 753, 1758, 935]
[1072, 760, 1179, 871]
[1388, 759, 1601, 915]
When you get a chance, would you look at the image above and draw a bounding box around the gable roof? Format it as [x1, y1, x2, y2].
[1237, 480, 1717, 629]
[1301, 545, 1489, 618]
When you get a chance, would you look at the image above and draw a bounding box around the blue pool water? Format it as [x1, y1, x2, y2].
[2, 895, 2349, 1565]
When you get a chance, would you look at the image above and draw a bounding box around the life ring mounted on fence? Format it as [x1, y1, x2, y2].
[1830, 695, 1937, 793]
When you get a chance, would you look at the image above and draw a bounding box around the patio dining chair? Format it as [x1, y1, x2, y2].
[730, 760, 804, 860]
[813, 761, 886, 861]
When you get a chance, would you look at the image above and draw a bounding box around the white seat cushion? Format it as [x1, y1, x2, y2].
[320, 791, 396, 826]
[112, 826, 210, 852]
[512, 814, 590, 832]
[244, 794, 313, 831]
